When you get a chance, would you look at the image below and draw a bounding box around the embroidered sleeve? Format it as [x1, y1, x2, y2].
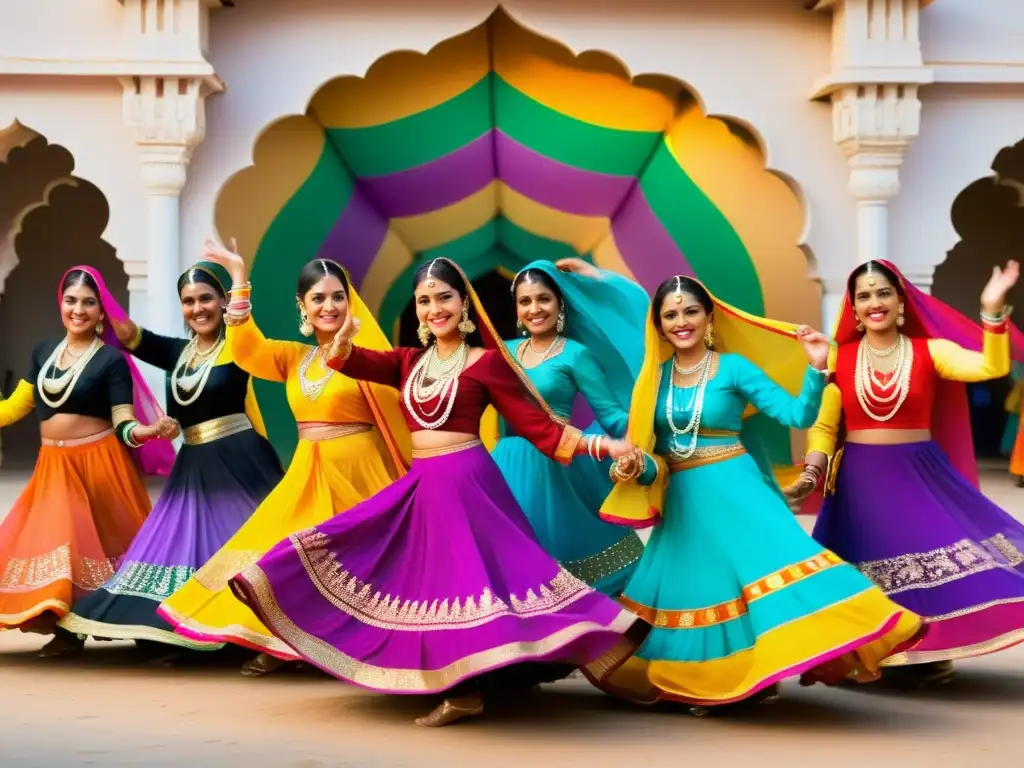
[227, 315, 308, 384]
[327, 346, 405, 389]
[570, 346, 629, 437]
[0, 379, 35, 428]
[805, 382, 843, 458]
[732, 355, 827, 430]
[928, 332, 1011, 383]
[130, 328, 188, 372]
[484, 352, 582, 465]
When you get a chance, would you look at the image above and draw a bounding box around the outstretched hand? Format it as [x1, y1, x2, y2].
[981, 260, 1020, 315]
[202, 237, 247, 286]
[795, 325, 831, 371]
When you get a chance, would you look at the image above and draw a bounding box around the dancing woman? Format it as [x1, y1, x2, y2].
[787, 259, 1024, 683]
[486, 259, 646, 596]
[229, 257, 643, 727]
[159, 244, 410, 676]
[0, 267, 176, 655]
[585, 276, 922, 714]
[60, 261, 283, 659]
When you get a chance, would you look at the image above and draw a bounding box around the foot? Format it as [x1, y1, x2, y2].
[414, 696, 484, 728]
[240, 652, 285, 677]
[688, 705, 711, 717]
[38, 630, 85, 658]
[756, 683, 781, 705]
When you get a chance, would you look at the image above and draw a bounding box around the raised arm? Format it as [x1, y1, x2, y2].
[569, 346, 629, 437]
[113, 319, 187, 372]
[733, 355, 828, 430]
[928, 329, 1010, 383]
[326, 344, 404, 389]
[226, 314, 308, 384]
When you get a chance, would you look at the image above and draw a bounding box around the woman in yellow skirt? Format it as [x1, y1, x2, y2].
[158, 240, 411, 675]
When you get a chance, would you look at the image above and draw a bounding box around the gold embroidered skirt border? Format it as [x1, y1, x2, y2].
[562, 535, 645, 587]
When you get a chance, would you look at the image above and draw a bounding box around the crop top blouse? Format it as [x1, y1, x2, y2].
[0, 340, 133, 427]
[125, 328, 262, 430]
[332, 345, 583, 464]
[805, 328, 1011, 458]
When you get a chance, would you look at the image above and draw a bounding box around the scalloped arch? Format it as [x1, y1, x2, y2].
[214, 5, 817, 464]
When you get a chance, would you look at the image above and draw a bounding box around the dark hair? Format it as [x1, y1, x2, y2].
[512, 268, 564, 304]
[413, 258, 467, 297]
[297, 259, 349, 298]
[846, 260, 903, 301]
[61, 268, 100, 300]
[177, 268, 226, 299]
[652, 275, 713, 325]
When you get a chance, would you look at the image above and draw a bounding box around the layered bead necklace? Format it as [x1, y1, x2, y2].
[172, 334, 225, 407]
[37, 336, 102, 408]
[855, 334, 914, 422]
[298, 345, 335, 401]
[665, 348, 714, 460]
[518, 334, 562, 367]
[403, 341, 468, 430]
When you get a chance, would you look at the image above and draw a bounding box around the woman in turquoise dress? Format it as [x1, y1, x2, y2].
[583, 275, 923, 714]
[484, 259, 646, 596]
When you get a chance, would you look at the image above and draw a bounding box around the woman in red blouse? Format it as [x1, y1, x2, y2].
[230, 257, 645, 727]
[787, 259, 1024, 685]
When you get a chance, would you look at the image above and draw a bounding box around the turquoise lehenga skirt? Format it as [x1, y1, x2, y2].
[492, 423, 643, 597]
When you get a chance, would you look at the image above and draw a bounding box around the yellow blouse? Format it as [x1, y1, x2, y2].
[806, 331, 1011, 458]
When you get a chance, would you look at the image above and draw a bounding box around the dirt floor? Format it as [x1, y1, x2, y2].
[1, 467, 1023, 766]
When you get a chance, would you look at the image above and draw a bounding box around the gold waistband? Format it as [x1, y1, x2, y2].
[297, 422, 373, 442]
[183, 414, 252, 446]
[668, 443, 747, 473]
[698, 428, 740, 438]
[411, 439, 483, 459]
[41, 429, 114, 448]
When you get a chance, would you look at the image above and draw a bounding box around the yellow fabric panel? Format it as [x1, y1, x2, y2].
[0, 379, 35, 428]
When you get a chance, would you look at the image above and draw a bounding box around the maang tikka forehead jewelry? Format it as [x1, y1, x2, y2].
[673, 276, 685, 304]
[425, 259, 438, 289]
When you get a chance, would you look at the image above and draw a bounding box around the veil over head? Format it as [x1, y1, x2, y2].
[59, 265, 175, 476]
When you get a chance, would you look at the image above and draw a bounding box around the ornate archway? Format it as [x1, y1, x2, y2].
[214, 8, 817, 464]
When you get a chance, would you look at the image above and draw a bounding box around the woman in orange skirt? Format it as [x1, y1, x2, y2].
[0, 266, 177, 655]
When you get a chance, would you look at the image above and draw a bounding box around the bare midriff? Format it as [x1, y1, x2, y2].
[846, 428, 931, 445]
[411, 430, 480, 452]
[39, 414, 112, 441]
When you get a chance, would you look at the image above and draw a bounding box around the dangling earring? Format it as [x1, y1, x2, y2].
[856, 321, 865, 332]
[95, 319, 104, 336]
[556, 308, 566, 334]
[417, 322, 431, 346]
[703, 323, 715, 348]
[458, 302, 476, 335]
[297, 303, 313, 337]
[516, 319, 527, 336]
[897, 305, 906, 327]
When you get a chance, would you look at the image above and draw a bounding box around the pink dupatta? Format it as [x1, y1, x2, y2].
[60, 266, 175, 476]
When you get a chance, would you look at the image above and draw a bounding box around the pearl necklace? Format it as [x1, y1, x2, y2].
[172, 335, 225, 407]
[298, 346, 335, 401]
[855, 334, 914, 422]
[404, 342, 468, 430]
[665, 349, 713, 460]
[37, 336, 101, 408]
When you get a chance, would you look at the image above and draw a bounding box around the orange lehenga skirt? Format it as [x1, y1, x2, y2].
[0, 430, 151, 631]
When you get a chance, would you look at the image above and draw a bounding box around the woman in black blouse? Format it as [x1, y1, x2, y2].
[60, 260, 283, 663]
[0, 266, 177, 656]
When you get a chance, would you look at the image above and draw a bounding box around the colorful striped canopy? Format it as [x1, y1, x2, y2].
[216, 8, 818, 464]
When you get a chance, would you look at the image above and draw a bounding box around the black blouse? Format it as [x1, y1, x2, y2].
[131, 329, 250, 429]
[27, 340, 133, 422]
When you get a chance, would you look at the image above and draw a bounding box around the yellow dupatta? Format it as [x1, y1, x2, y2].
[600, 279, 816, 528]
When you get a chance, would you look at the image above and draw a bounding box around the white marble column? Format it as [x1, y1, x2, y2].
[139, 146, 189, 337]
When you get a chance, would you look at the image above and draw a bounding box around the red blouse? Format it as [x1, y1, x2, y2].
[835, 337, 935, 431]
[332, 346, 581, 463]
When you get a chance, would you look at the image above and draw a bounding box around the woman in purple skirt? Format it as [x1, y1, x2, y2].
[787, 258, 1024, 685]
[229, 257, 645, 727]
[61, 261, 283, 661]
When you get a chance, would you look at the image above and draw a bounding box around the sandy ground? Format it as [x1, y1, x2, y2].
[1, 467, 1024, 766]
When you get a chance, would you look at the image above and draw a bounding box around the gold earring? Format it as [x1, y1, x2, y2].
[516, 319, 527, 336]
[297, 303, 313, 337]
[703, 322, 715, 348]
[417, 322, 431, 346]
[96, 320, 104, 336]
[897, 306, 906, 327]
[856, 321, 865, 332]
[556, 309, 566, 334]
[458, 302, 476, 335]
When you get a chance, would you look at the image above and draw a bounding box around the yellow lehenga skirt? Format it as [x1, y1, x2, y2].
[157, 428, 400, 658]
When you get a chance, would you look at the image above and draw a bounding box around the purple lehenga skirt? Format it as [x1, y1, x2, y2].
[230, 441, 641, 695]
[813, 441, 1024, 664]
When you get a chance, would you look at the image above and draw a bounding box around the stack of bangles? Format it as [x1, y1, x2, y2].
[585, 434, 607, 461]
[980, 304, 1013, 329]
[116, 419, 143, 449]
[225, 282, 253, 326]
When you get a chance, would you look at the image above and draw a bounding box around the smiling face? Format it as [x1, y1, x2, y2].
[658, 291, 709, 352]
[179, 282, 224, 339]
[515, 279, 560, 337]
[415, 278, 464, 342]
[299, 276, 348, 336]
[852, 272, 902, 333]
[61, 282, 103, 337]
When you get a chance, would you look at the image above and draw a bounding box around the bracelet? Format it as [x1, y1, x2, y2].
[126, 324, 143, 351]
[981, 304, 1013, 325]
[118, 419, 143, 448]
[325, 340, 352, 369]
